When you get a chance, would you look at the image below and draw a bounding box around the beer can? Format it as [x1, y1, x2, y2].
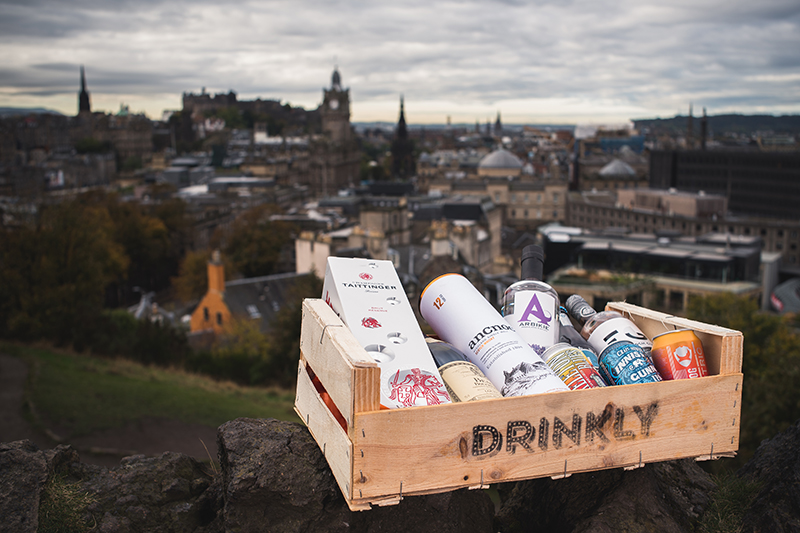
[650, 329, 708, 380]
[542, 343, 607, 390]
[598, 341, 662, 385]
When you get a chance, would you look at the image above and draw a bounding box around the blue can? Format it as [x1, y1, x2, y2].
[599, 341, 662, 385]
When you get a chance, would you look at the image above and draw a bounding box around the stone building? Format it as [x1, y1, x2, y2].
[308, 68, 360, 195]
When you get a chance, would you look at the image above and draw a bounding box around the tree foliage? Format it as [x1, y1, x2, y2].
[687, 293, 800, 468]
[222, 204, 296, 278]
[0, 201, 128, 342]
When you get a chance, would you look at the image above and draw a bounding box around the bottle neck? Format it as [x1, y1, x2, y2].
[565, 296, 597, 326]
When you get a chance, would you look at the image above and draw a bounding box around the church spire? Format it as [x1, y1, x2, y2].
[78, 65, 91, 114]
[397, 95, 408, 139]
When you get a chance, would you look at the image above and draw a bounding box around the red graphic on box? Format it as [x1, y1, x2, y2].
[361, 317, 382, 328]
[359, 272, 373, 280]
[388, 368, 450, 407]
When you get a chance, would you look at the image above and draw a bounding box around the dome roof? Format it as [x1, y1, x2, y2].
[478, 148, 523, 169]
[599, 159, 635, 176]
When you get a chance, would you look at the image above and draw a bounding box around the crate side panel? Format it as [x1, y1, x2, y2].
[301, 299, 380, 424]
[295, 361, 355, 502]
[351, 374, 742, 501]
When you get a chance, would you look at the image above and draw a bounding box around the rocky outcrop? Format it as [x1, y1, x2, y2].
[3, 417, 800, 532]
[217, 418, 495, 533]
[0, 440, 49, 533]
[738, 418, 800, 533]
[495, 459, 715, 533]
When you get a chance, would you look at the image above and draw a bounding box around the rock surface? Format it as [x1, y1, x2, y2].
[738, 418, 800, 533]
[217, 417, 495, 533]
[0, 440, 49, 533]
[494, 458, 715, 533]
[4, 417, 800, 532]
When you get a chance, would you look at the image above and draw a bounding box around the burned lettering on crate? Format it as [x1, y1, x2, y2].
[469, 402, 660, 458]
[506, 421, 535, 454]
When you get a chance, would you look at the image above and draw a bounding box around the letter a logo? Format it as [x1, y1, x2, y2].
[519, 294, 552, 325]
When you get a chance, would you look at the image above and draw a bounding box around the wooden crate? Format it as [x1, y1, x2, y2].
[295, 299, 743, 511]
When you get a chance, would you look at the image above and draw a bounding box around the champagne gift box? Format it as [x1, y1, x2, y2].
[295, 299, 743, 511]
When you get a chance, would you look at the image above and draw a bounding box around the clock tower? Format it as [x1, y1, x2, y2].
[320, 67, 351, 144]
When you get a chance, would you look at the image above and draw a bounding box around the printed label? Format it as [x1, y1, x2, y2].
[439, 361, 502, 402]
[543, 346, 606, 389]
[510, 291, 558, 355]
[599, 342, 662, 385]
[588, 317, 653, 354]
[387, 368, 450, 407]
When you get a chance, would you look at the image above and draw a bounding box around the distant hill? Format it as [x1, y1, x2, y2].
[633, 114, 800, 135]
[0, 107, 64, 117]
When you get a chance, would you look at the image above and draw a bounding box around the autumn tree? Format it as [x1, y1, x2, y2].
[222, 204, 297, 278]
[687, 293, 800, 468]
[0, 201, 128, 342]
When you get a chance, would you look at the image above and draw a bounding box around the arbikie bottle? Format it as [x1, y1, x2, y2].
[502, 245, 560, 356]
[426, 338, 502, 402]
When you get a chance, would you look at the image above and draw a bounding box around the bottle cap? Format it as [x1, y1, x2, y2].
[520, 245, 545, 281]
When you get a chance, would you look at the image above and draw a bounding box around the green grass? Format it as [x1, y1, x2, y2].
[38, 474, 96, 533]
[697, 472, 762, 533]
[5, 343, 298, 438]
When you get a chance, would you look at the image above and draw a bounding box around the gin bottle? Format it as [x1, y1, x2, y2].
[558, 307, 600, 368]
[502, 245, 560, 356]
[564, 294, 652, 355]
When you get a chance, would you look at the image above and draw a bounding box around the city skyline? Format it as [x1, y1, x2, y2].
[1, 0, 799, 124]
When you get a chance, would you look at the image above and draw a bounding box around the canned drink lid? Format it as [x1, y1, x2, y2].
[652, 329, 692, 340]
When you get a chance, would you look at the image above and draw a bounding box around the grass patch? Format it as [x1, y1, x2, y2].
[38, 474, 95, 533]
[698, 472, 762, 533]
[5, 343, 298, 438]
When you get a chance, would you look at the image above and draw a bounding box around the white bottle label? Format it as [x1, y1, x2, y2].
[587, 317, 653, 354]
[509, 291, 558, 355]
[420, 274, 569, 397]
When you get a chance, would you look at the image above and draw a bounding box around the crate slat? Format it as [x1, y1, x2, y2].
[300, 299, 380, 427]
[349, 373, 741, 501]
[294, 360, 358, 506]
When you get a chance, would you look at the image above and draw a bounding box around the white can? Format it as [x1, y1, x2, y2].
[420, 274, 568, 397]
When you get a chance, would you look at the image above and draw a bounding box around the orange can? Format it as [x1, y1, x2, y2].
[650, 329, 708, 380]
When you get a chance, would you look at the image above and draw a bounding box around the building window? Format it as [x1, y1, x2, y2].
[744, 227, 751, 235]
[494, 192, 500, 202]
[776, 242, 783, 250]
[203, 307, 209, 321]
[524, 209, 529, 218]
[216, 312, 223, 326]
[511, 194, 516, 203]
[760, 229, 767, 236]
[511, 209, 516, 218]
[553, 210, 558, 218]
[524, 193, 529, 203]
[553, 193, 559, 203]
[538, 194, 542, 203]
[537, 209, 542, 219]
[791, 231, 798, 239]
[778, 230, 784, 237]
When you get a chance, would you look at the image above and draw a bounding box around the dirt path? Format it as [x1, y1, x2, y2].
[0, 353, 218, 469]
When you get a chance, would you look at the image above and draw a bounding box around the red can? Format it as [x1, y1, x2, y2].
[650, 329, 708, 380]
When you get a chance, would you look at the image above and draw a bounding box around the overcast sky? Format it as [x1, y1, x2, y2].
[1, 0, 799, 124]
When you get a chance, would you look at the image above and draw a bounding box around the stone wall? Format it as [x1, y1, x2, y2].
[2, 417, 799, 533]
